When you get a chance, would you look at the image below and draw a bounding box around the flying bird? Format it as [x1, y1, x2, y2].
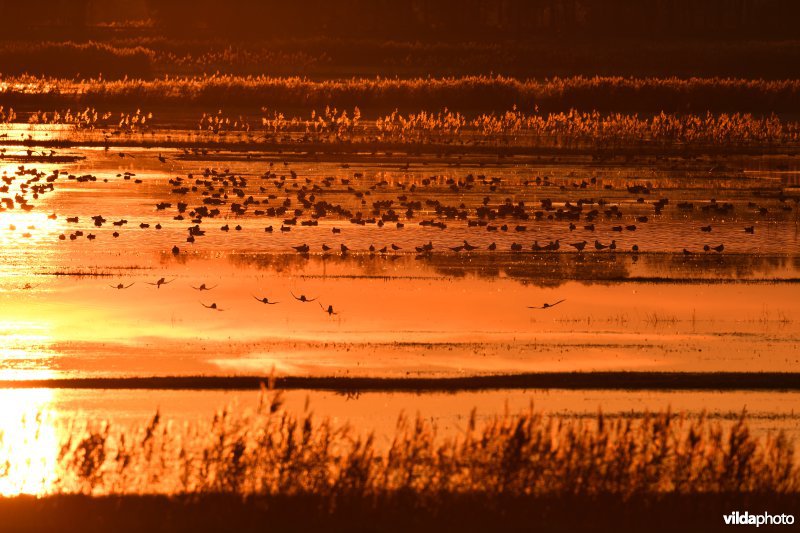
[191, 283, 217, 291]
[528, 299, 566, 310]
[253, 295, 279, 304]
[291, 292, 316, 303]
[320, 303, 337, 316]
[146, 277, 175, 289]
[110, 282, 135, 289]
[201, 302, 224, 311]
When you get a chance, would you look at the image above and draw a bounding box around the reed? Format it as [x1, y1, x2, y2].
[2, 388, 795, 498]
[2, 75, 800, 113]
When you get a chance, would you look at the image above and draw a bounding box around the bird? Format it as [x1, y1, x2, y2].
[158, 153, 167, 163]
[291, 292, 317, 303]
[191, 283, 217, 291]
[700, 225, 712, 232]
[528, 299, 566, 310]
[340, 244, 349, 253]
[744, 226, 755, 234]
[253, 295, 279, 305]
[110, 282, 135, 289]
[146, 277, 174, 289]
[320, 303, 337, 316]
[171, 245, 180, 254]
[201, 302, 223, 311]
[322, 244, 332, 251]
[293, 244, 310, 253]
[570, 241, 587, 252]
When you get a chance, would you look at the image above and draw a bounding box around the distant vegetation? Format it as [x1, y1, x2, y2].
[3, 39, 800, 79]
[3, 75, 800, 115]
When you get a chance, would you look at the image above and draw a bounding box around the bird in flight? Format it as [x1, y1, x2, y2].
[528, 299, 566, 310]
[192, 283, 217, 291]
[291, 292, 317, 303]
[110, 282, 135, 289]
[320, 303, 337, 316]
[201, 302, 224, 311]
[253, 295, 279, 305]
[146, 277, 174, 289]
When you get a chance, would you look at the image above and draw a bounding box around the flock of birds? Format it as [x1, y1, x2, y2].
[114, 279, 337, 313]
[1, 147, 796, 314]
[3, 151, 785, 253]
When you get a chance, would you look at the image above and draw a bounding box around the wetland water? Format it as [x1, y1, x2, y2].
[0, 128, 798, 493]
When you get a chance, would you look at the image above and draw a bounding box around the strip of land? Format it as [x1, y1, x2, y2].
[0, 493, 796, 533]
[2, 372, 799, 392]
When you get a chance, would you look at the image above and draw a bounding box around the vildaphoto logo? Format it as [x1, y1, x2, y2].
[723, 511, 795, 527]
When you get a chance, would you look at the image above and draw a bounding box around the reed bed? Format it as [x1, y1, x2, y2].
[2, 388, 796, 498]
[4, 103, 798, 148]
[3, 75, 800, 113]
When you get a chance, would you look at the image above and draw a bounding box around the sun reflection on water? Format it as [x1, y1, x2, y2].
[0, 388, 59, 496]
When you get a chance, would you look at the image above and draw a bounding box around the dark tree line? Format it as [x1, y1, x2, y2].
[1, 0, 799, 41]
[143, 0, 800, 40]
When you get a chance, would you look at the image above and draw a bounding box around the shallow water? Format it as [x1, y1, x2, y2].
[0, 127, 798, 494]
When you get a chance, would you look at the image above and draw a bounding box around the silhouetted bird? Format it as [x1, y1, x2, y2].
[146, 277, 174, 289]
[320, 303, 337, 316]
[528, 299, 566, 310]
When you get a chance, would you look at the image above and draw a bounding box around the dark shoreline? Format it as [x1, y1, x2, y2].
[1, 492, 796, 533]
[2, 372, 799, 392]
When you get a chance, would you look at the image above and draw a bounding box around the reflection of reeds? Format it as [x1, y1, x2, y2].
[3, 388, 796, 497]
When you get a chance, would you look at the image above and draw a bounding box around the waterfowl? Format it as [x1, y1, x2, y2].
[201, 302, 223, 311]
[320, 303, 337, 316]
[110, 283, 135, 289]
[253, 295, 279, 304]
[291, 292, 317, 303]
[192, 284, 217, 291]
[146, 277, 175, 289]
[528, 299, 566, 310]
